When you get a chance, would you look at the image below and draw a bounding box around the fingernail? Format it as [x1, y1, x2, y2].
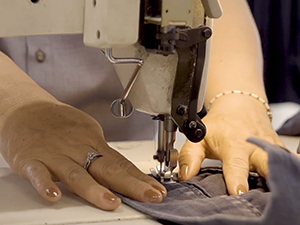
[46, 187, 59, 198]
[180, 165, 189, 180]
[144, 189, 162, 203]
[103, 193, 120, 204]
[152, 185, 167, 198]
[236, 185, 247, 195]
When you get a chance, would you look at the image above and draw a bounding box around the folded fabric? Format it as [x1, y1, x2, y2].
[277, 110, 300, 136]
[119, 138, 300, 225]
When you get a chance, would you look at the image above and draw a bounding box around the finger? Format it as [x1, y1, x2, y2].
[113, 155, 167, 198]
[249, 136, 286, 179]
[249, 148, 269, 178]
[88, 156, 163, 204]
[222, 150, 249, 195]
[178, 140, 206, 181]
[71, 146, 167, 198]
[64, 141, 167, 198]
[48, 158, 121, 211]
[63, 145, 164, 203]
[21, 159, 62, 203]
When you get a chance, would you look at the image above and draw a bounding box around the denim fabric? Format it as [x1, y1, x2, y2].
[277, 111, 300, 136]
[120, 138, 300, 225]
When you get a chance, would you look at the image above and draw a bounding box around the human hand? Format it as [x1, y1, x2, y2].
[0, 101, 166, 210]
[179, 95, 285, 195]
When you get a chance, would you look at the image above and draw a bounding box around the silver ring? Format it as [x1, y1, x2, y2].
[83, 152, 103, 171]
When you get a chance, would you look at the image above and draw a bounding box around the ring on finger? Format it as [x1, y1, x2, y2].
[83, 152, 103, 171]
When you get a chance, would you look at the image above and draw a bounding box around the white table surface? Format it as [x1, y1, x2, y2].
[1, 102, 300, 225]
[0, 140, 164, 225]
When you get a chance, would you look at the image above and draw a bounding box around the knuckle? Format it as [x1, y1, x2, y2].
[116, 158, 131, 171]
[225, 157, 249, 176]
[19, 159, 38, 178]
[19, 160, 51, 189]
[11, 153, 27, 174]
[178, 154, 191, 165]
[67, 167, 85, 183]
[260, 157, 269, 177]
[125, 179, 141, 193]
[140, 175, 156, 184]
[261, 135, 276, 144]
[98, 162, 122, 179]
[227, 157, 248, 168]
[179, 147, 203, 162]
[27, 163, 43, 175]
[32, 176, 48, 190]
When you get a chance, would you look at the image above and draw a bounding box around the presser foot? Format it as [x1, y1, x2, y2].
[150, 166, 179, 183]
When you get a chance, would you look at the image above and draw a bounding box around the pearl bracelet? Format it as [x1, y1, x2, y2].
[207, 90, 273, 121]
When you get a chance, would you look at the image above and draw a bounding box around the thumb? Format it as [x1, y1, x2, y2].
[179, 141, 206, 181]
[222, 152, 249, 195]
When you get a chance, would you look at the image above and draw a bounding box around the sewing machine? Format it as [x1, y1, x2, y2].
[0, 0, 222, 182]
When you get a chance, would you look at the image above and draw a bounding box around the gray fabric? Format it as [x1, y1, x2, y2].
[277, 110, 300, 136]
[0, 35, 156, 141]
[119, 138, 300, 225]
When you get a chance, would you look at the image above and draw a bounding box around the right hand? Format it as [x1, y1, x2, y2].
[0, 101, 166, 210]
[179, 95, 285, 195]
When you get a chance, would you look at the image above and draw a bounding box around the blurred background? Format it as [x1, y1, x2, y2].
[247, 0, 300, 104]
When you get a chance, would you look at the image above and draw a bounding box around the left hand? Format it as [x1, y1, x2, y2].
[0, 101, 166, 210]
[178, 95, 285, 195]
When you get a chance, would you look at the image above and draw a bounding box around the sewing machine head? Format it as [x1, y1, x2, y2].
[106, 0, 222, 182]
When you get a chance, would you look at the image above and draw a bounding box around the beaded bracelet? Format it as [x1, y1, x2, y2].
[206, 90, 273, 121]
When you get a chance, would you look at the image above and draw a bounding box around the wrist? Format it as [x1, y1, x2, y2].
[206, 92, 272, 122]
[0, 96, 60, 122]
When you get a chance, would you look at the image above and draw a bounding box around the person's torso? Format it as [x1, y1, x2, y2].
[248, 0, 300, 103]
